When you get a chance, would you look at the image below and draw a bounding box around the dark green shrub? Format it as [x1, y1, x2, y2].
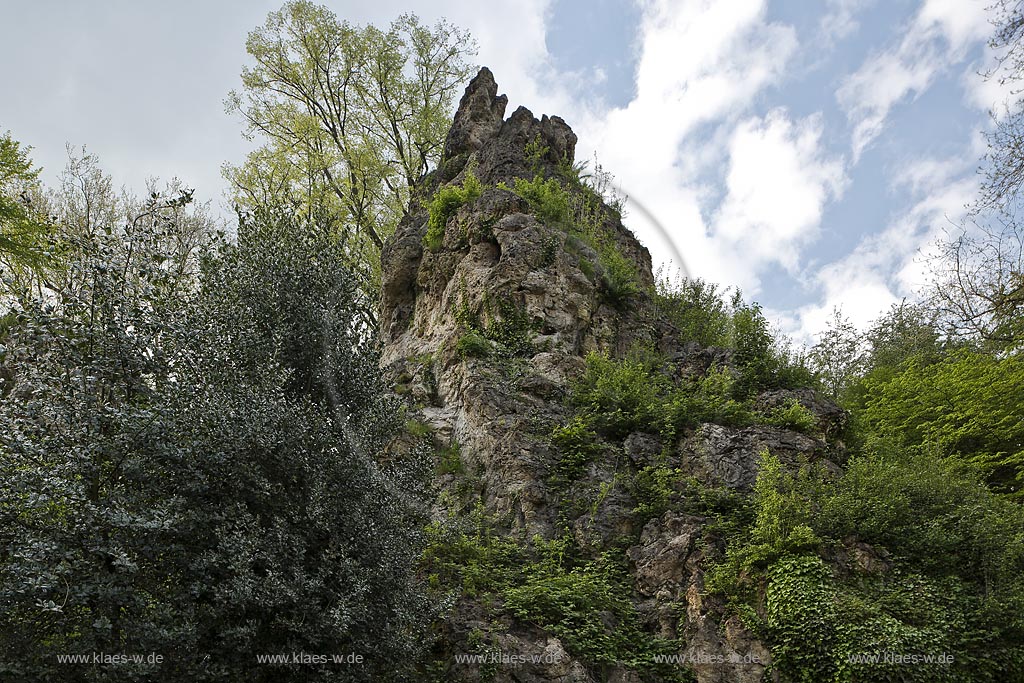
[572, 352, 756, 441]
[572, 351, 669, 438]
[579, 257, 595, 281]
[598, 245, 639, 304]
[706, 443, 1024, 682]
[456, 329, 491, 358]
[664, 366, 753, 432]
[501, 539, 687, 676]
[540, 232, 560, 267]
[731, 299, 778, 394]
[454, 288, 535, 361]
[406, 419, 434, 438]
[631, 465, 682, 520]
[549, 415, 602, 483]
[437, 443, 464, 476]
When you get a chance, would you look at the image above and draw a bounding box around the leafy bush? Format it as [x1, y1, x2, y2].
[731, 299, 779, 394]
[572, 350, 669, 438]
[456, 329, 491, 358]
[424, 168, 483, 251]
[0, 207, 431, 679]
[707, 443, 1024, 682]
[707, 452, 824, 590]
[819, 449, 1024, 578]
[763, 398, 819, 434]
[437, 443, 464, 476]
[664, 366, 753, 431]
[421, 510, 522, 597]
[506, 175, 571, 227]
[454, 288, 535, 362]
[731, 297, 816, 395]
[857, 349, 1024, 498]
[578, 256, 595, 280]
[654, 274, 817, 392]
[406, 418, 434, 438]
[422, 517, 690, 677]
[598, 244, 640, 304]
[631, 465, 682, 520]
[549, 415, 602, 483]
[571, 352, 752, 443]
[503, 547, 641, 667]
[654, 271, 732, 347]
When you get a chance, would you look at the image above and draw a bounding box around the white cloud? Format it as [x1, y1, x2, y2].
[837, 0, 990, 162]
[571, 0, 800, 291]
[819, 0, 872, 44]
[916, 0, 990, 50]
[411, 0, 569, 118]
[781, 152, 978, 344]
[960, 37, 1023, 120]
[714, 109, 847, 272]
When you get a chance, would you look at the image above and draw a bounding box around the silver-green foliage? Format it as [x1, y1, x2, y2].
[0, 166, 430, 680]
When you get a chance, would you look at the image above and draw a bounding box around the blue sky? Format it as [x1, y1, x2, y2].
[0, 0, 1008, 343]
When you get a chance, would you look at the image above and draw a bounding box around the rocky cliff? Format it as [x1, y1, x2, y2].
[379, 68, 847, 683]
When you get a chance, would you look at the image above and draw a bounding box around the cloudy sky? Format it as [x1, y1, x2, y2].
[0, 0, 1008, 343]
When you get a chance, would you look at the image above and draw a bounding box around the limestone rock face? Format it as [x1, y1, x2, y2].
[628, 512, 773, 683]
[443, 67, 508, 161]
[379, 68, 845, 683]
[379, 69, 660, 540]
[678, 423, 832, 492]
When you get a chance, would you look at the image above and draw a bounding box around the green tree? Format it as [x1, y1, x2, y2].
[730, 295, 814, 394]
[862, 301, 943, 374]
[858, 349, 1024, 498]
[0, 156, 430, 680]
[714, 445, 1024, 682]
[225, 1, 477, 328]
[0, 132, 52, 281]
[808, 308, 865, 402]
[652, 269, 732, 347]
[0, 162, 225, 679]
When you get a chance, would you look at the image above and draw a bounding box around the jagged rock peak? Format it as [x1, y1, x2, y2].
[442, 67, 578, 173]
[443, 67, 508, 159]
[379, 67, 652, 354]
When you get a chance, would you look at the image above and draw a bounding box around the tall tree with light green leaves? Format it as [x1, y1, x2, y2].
[0, 132, 52, 284]
[225, 1, 477, 329]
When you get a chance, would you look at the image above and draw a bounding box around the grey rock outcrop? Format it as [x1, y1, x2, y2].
[379, 68, 845, 683]
[443, 67, 508, 161]
[379, 69, 661, 539]
[678, 423, 835, 492]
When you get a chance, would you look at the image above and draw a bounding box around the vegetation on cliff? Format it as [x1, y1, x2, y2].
[2, 2, 1024, 682]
